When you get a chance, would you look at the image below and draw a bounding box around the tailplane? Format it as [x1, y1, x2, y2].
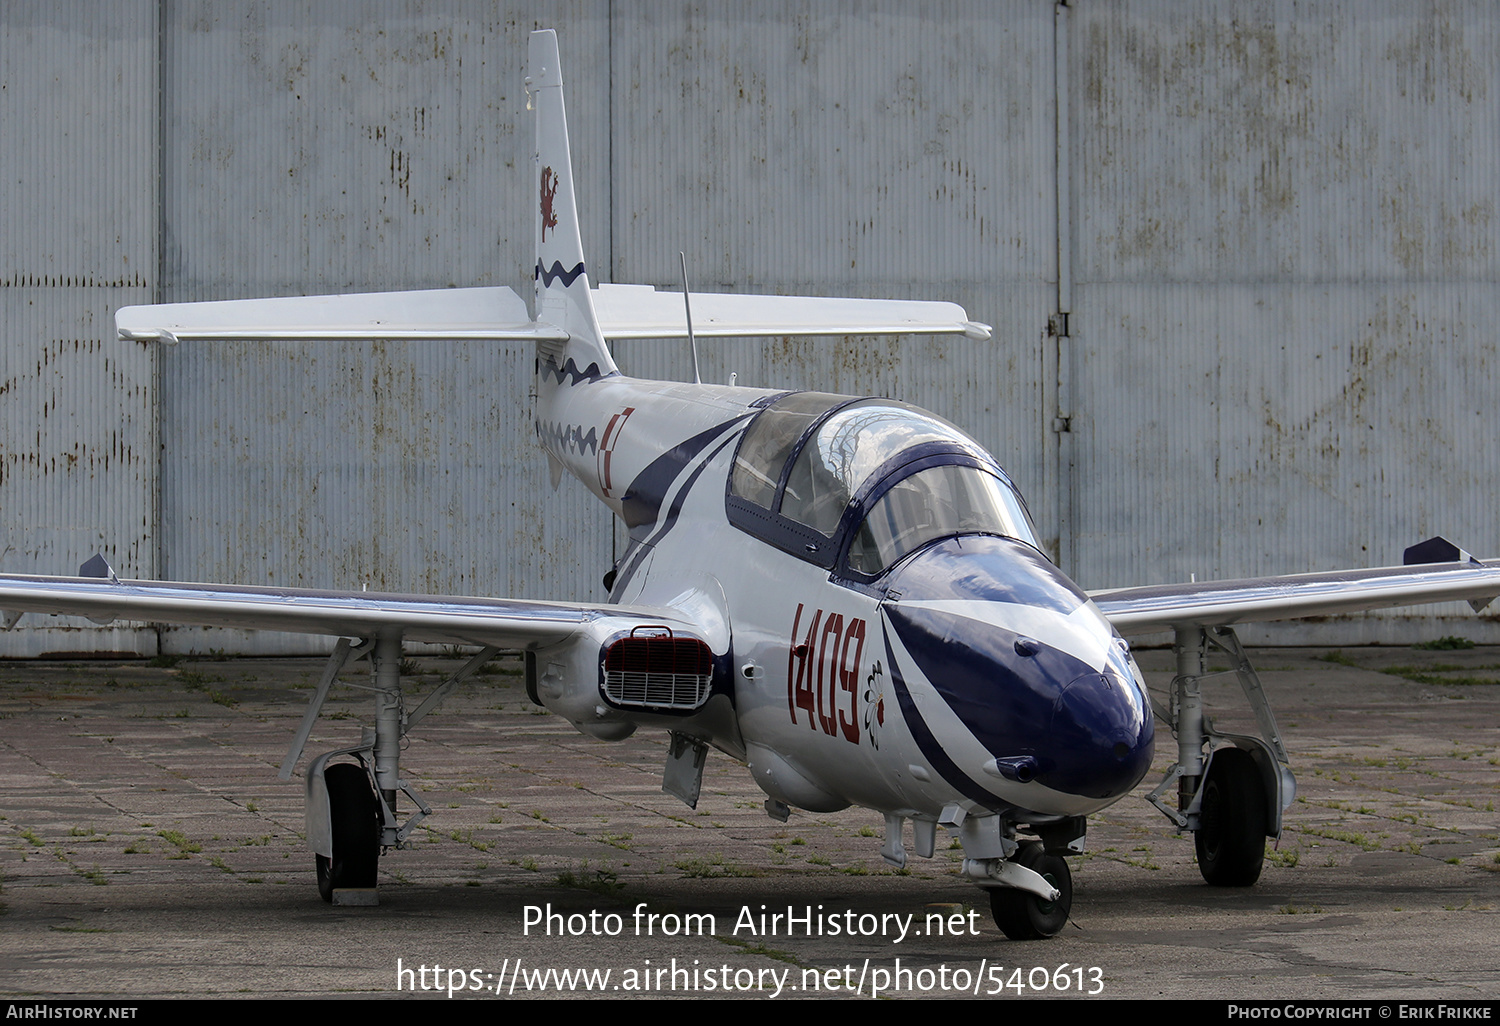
[529, 29, 617, 380]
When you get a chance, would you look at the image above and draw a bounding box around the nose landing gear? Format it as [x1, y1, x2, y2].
[987, 841, 1073, 940]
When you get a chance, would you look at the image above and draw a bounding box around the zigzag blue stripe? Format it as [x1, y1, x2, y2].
[539, 357, 609, 386]
[535, 260, 587, 287]
[535, 419, 599, 456]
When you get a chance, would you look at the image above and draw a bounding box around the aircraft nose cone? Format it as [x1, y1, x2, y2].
[878, 535, 1154, 809]
[1042, 670, 1154, 800]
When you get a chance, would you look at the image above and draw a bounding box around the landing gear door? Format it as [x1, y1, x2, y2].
[1216, 733, 1296, 839]
[305, 745, 374, 858]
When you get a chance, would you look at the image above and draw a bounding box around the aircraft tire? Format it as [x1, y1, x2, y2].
[989, 841, 1072, 940]
[1194, 746, 1267, 886]
[316, 763, 381, 902]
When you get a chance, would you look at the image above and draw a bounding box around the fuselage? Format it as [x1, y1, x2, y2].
[536, 361, 1154, 829]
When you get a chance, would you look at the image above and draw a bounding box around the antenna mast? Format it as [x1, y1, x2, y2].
[679, 252, 701, 385]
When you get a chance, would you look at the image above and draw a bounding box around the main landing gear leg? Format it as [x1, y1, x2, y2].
[1144, 626, 1297, 887]
[302, 631, 445, 904]
[305, 632, 405, 904]
[297, 636, 499, 903]
[372, 631, 403, 833]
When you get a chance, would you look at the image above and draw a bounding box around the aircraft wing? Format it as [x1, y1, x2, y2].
[591, 283, 993, 340]
[1091, 556, 1500, 636]
[0, 571, 697, 650]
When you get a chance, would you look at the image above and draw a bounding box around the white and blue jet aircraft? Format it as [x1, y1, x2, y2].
[4, 30, 1499, 939]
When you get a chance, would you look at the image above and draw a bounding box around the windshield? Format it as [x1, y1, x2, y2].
[780, 401, 973, 534]
[846, 465, 1038, 575]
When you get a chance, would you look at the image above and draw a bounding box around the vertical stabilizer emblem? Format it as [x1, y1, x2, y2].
[540, 167, 559, 241]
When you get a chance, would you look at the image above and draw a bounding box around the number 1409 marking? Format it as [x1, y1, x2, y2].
[786, 603, 865, 745]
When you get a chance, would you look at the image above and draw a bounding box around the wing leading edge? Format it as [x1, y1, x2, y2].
[1091, 557, 1500, 636]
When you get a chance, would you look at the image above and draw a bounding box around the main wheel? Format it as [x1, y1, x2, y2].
[989, 841, 1073, 940]
[1195, 746, 1268, 886]
[316, 762, 381, 902]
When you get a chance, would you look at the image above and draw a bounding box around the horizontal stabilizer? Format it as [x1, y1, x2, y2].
[117, 288, 567, 343]
[116, 283, 992, 346]
[592, 284, 992, 341]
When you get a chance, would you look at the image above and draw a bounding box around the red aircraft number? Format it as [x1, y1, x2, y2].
[786, 603, 865, 744]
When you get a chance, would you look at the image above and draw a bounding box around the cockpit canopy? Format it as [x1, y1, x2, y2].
[728, 391, 1039, 579]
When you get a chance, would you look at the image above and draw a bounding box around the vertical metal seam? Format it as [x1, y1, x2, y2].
[152, 0, 167, 632]
[607, 0, 616, 289]
[1053, 0, 1075, 576]
[1054, 1, 1072, 319]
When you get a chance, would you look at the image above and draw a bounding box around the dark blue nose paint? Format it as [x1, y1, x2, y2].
[881, 537, 1154, 804]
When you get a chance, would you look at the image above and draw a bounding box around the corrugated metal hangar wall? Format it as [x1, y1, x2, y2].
[1, 1, 1496, 655]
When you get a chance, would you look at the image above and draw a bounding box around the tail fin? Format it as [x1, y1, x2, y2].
[529, 29, 617, 379]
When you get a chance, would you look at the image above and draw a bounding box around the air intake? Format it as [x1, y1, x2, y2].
[602, 628, 713, 710]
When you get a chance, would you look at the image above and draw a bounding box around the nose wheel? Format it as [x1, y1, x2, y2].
[316, 762, 381, 902]
[988, 841, 1073, 940]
